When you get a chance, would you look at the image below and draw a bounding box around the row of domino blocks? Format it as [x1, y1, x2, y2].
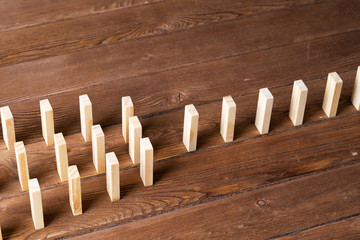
[0, 67, 359, 235]
[0, 95, 154, 232]
[182, 69, 360, 151]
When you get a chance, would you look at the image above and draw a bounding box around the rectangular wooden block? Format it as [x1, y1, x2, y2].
[140, 137, 154, 187]
[79, 94, 93, 142]
[255, 88, 274, 134]
[1, 106, 15, 150]
[322, 72, 343, 118]
[68, 165, 82, 216]
[28, 178, 44, 229]
[106, 152, 120, 202]
[14, 141, 30, 191]
[351, 66, 360, 110]
[289, 80, 308, 126]
[0, 226, 2, 240]
[40, 99, 55, 146]
[129, 116, 142, 164]
[183, 104, 199, 152]
[122, 96, 134, 143]
[220, 96, 236, 142]
[54, 133, 69, 182]
[92, 125, 105, 174]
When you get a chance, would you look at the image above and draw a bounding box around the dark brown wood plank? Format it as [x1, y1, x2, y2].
[0, 0, 164, 32]
[0, 65, 356, 201]
[0, 65, 357, 202]
[5, 29, 360, 143]
[0, 0, 328, 67]
[0, 104, 360, 238]
[274, 215, 360, 240]
[68, 164, 360, 240]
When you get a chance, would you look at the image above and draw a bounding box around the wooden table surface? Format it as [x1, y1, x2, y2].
[0, 0, 360, 239]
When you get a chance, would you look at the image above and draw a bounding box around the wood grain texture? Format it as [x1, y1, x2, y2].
[70, 164, 360, 240]
[1, 25, 360, 144]
[0, 68, 357, 202]
[274, 215, 360, 240]
[0, 0, 328, 67]
[0, 0, 164, 32]
[1, 109, 360, 238]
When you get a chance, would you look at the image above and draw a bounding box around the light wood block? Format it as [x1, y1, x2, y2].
[106, 152, 120, 202]
[122, 96, 134, 143]
[182, 104, 199, 152]
[220, 96, 236, 142]
[28, 178, 44, 229]
[351, 66, 360, 110]
[322, 72, 343, 118]
[0, 226, 2, 240]
[1, 106, 15, 150]
[92, 125, 105, 174]
[40, 99, 55, 146]
[68, 165, 82, 216]
[79, 94, 93, 142]
[289, 80, 308, 126]
[14, 141, 30, 191]
[255, 88, 274, 134]
[129, 116, 142, 164]
[54, 133, 69, 182]
[140, 137, 154, 187]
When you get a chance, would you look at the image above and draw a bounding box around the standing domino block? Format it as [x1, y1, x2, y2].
[28, 178, 44, 229]
[68, 165, 82, 216]
[289, 80, 308, 126]
[106, 152, 120, 202]
[1, 106, 15, 150]
[183, 104, 199, 152]
[79, 94, 93, 142]
[129, 116, 142, 164]
[92, 125, 105, 174]
[140, 137, 154, 187]
[122, 96, 134, 143]
[255, 88, 274, 134]
[40, 99, 55, 146]
[322, 72, 343, 117]
[15, 141, 30, 191]
[220, 96, 236, 142]
[0, 226, 2, 240]
[351, 66, 360, 110]
[54, 133, 69, 182]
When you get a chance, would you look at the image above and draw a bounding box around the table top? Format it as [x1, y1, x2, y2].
[0, 0, 359, 239]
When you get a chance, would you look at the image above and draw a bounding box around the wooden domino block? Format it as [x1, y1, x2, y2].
[68, 165, 82, 216]
[79, 94, 93, 142]
[351, 66, 360, 110]
[183, 104, 199, 152]
[1, 106, 15, 150]
[129, 116, 142, 164]
[322, 72, 343, 118]
[0, 226, 2, 240]
[220, 96, 236, 142]
[54, 133, 69, 182]
[40, 99, 55, 146]
[255, 88, 274, 134]
[28, 178, 44, 229]
[106, 152, 120, 202]
[122, 96, 134, 143]
[289, 80, 308, 126]
[14, 141, 30, 191]
[92, 125, 105, 174]
[140, 137, 154, 187]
